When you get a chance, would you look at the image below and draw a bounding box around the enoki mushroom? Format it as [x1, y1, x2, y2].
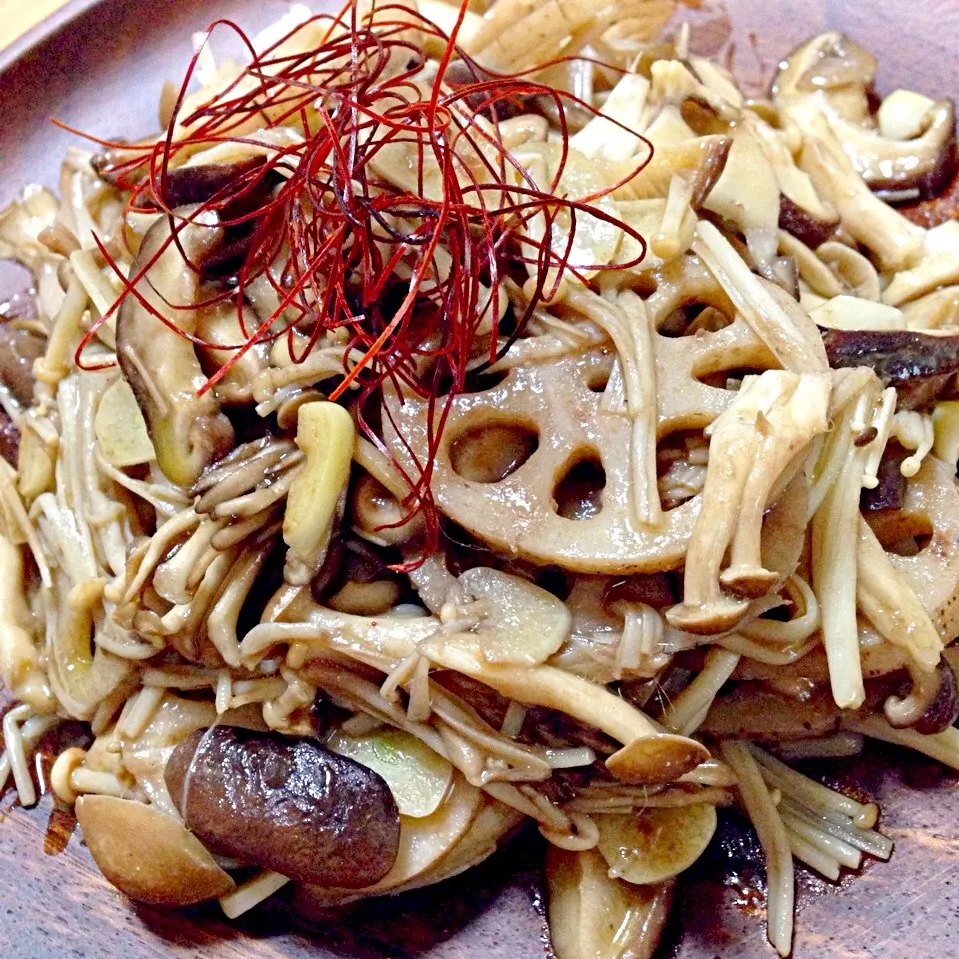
[1, 5, 959, 959]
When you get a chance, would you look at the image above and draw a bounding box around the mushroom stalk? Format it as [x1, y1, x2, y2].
[667, 371, 830, 633]
[856, 517, 943, 671]
[798, 113, 923, 273]
[693, 221, 828, 373]
[241, 613, 708, 786]
[116, 210, 234, 487]
[811, 392, 876, 710]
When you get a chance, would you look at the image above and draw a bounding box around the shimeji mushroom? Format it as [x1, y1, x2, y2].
[109, 438, 297, 665]
[883, 659, 959, 735]
[667, 371, 831, 634]
[76, 795, 236, 906]
[116, 210, 234, 487]
[241, 576, 709, 786]
[775, 34, 956, 202]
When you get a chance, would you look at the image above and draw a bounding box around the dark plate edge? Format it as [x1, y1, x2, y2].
[0, 0, 104, 74]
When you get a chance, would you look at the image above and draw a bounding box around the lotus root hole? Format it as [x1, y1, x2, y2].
[553, 454, 607, 521]
[449, 420, 539, 484]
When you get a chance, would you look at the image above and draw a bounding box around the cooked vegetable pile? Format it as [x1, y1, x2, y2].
[1, 3, 959, 958]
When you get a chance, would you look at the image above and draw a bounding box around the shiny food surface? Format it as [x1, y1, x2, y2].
[2, 2, 959, 958]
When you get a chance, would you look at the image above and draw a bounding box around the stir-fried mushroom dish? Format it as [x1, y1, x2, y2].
[4, 3, 959, 957]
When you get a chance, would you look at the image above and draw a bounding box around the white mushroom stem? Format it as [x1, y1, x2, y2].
[811, 391, 877, 709]
[660, 647, 741, 736]
[207, 546, 271, 668]
[115, 212, 235, 486]
[723, 373, 830, 596]
[668, 371, 829, 633]
[117, 509, 201, 609]
[890, 410, 934, 478]
[152, 518, 223, 605]
[565, 287, 662, 528]
[721, 741, 794, 958]
[157, 548, 239, 639]
[666, 395, 761, 633]
[846, 715, 959, 772]
[856, 519, 943, 672]
[242, 612, 707, 784]
[693, 221, 828, 373]
[798, 112, 923, 273]
[861, 388, 897, 490]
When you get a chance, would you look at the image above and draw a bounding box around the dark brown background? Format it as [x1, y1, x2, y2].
[2, 2, 959, 957]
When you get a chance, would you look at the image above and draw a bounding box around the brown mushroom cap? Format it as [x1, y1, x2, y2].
[605, 733, 710, 785]
[165, 725, 401, 888]
[885, 659, 959, 735]
[914, 660, 959, 735]
[76, 795, 235, 906]
[820, 326, 959, 410]
[778, 194, 840, 250]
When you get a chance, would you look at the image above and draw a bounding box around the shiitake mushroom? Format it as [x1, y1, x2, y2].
[164, 725, 401, 888]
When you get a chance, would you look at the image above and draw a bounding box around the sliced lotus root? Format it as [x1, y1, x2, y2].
[879, 455, 959, 643]
[384, 299, 777, 574]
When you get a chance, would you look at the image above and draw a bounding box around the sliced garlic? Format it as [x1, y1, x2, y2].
[283, 400, 355, 585]
[94, 378, 156, 468]
[327, 727, 454, 818]
[594, 802, 717, 885]
[429, 567, 572, 667]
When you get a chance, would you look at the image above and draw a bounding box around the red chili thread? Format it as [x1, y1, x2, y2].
[69, 0, 654, 566]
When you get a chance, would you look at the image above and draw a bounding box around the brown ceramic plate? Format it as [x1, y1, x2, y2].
[2, 2, 959, 957]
